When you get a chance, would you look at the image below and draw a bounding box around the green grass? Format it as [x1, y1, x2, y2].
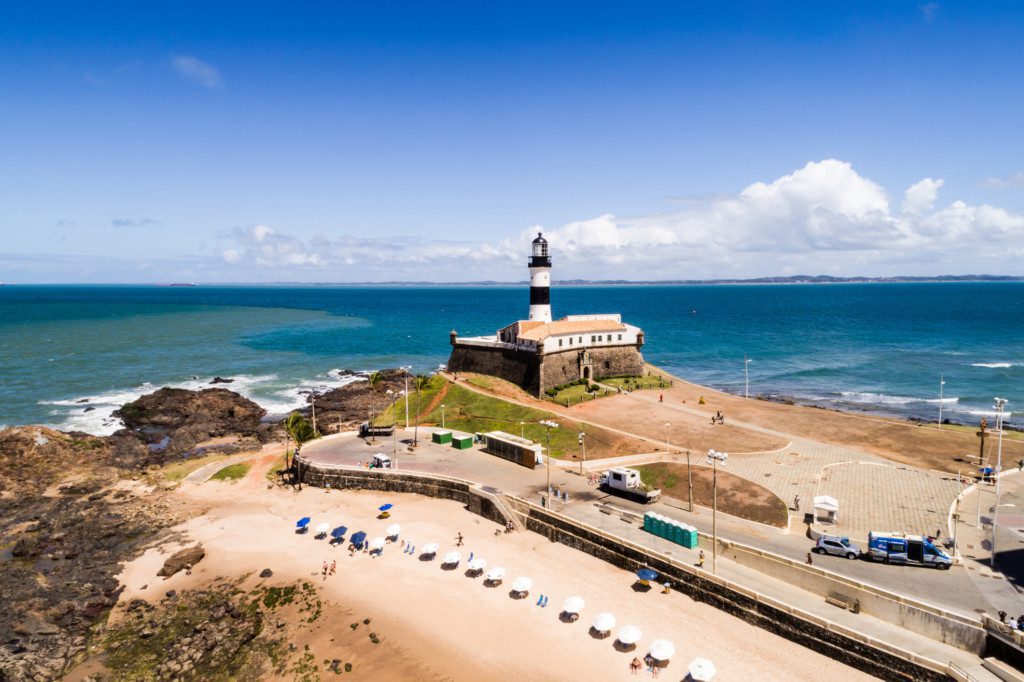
[547, 383, 610, 406]
[375, 375, 446, 426]
[266, 452, 290, 482]
[161, 452, 232, 483]
[418, 381, 587, 458]
[211, 461, 252, 481]
[464, 375, 495, 390]
[602, 374, 671, 391]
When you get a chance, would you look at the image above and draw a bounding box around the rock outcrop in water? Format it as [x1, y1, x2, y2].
[304, 369, 408, 433]
[115, 387, 269, 454]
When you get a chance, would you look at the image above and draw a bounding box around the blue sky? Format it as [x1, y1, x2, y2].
[1, 2, 1023, 282]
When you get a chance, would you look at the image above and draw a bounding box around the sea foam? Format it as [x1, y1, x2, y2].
[972, 362, 1014, 369]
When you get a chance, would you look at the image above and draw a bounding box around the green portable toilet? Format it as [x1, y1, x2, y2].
[673, 521, 686, 545]
[684, 525, 699, 549]
[451, 435, 473, 450]
[651, 514, 665, 538]
[680, 524, 693, 547]
[643, 512, 653, 533]
[668, 520, 682, 544]
[432, 430, 452, 445]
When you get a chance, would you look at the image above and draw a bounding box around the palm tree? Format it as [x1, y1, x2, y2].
[368, 370, 384, 442]
[412, 375, 430, 447]
[284, 412, 317, 470]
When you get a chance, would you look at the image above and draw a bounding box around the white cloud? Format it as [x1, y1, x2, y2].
[171, 55, 223, 89]
[205, 159, 1024, 281]
[221, 249, 241, 264]
[902, 178, 944, 215]
[982, 171, 1024, 190]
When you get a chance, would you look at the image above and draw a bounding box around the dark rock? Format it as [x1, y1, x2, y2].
[165, 590, 177, 599]
[84, 406, 95, 412]
[157, 546, 205, 578]
[209, 376, 234, 384]
[302, 368, 408, 433]
[259, 568, 273, 578]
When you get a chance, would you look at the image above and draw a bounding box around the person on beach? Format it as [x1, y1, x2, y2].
[1018, 459, 1023, 472]
[630, 657, 642, 675]
[322, 561, 329, 579]
[793, 494, 800, 511]
[658, 394, 663, 403]
[329, 560, 336, 575]
[806, 552, 813, 565]
[456, 532, 464, 547]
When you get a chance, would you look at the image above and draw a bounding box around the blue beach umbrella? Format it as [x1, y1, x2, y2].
[330, 526, 348, 539]
[350, 531, 367, 548]
[636, 568, 659, 582]
[296, 517, 311, 529]
[378, 504, 394, 512]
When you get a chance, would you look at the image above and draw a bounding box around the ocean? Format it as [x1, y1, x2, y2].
[0, 283, 1021, 435]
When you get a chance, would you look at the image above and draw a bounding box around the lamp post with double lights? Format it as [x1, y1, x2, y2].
[540, 419, 559, 505]
[991, 398, 1009, 566]
[707, 449, 729, 574]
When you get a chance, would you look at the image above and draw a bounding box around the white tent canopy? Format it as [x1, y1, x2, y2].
[442, 551, 461, 565]
[649, 639, 676, 661]
[562, 596, 585, 614]
[422, 543, 439, 555]
[617, 624, 642, 645]
[370, 536, 386, 550]
[511, 576, 533, 593]
[314, 522, 330, 534]
[688, 658, 716, 681]
[467, 558, 487, 571]
[592, 612, 616, 632]
[486, 567, 506, 582]
[386, 524, 401, 537]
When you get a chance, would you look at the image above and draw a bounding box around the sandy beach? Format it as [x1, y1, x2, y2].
[108, 456, 873, 681]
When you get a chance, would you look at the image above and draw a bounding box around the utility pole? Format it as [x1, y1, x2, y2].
[578, 431, 586, 476]
[441, 404, 446, 429]
[707, 449, 728, 574]
[992, 398, 1008, 567]
[311, 395, 317, 434]
[978, 417, 988, 469]
[938, 374, 945, 427]
[744, 355, 752, 399]
[540, 420, 559, 505]
[403, 367, 410, 428]
[686, 449, 693, 513]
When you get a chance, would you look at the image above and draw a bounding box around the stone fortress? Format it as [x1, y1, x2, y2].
[447, 232, 646, 396]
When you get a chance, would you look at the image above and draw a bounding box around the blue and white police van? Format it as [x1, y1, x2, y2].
[867, 531, 952, 569]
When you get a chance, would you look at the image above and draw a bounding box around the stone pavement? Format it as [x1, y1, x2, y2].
[957, 473, 1024, 617]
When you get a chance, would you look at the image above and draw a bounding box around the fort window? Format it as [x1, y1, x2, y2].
[618, 334, 622, 341]
[591, 335, 596, 343]
[558, 339, 563, 347]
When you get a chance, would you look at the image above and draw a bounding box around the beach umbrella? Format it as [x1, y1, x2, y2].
[592, 612, 616, 633]
[467, 558, 487, 572]
[370, 536, 386, 551]
[330, 526, 348, 539]
[562, 596, 585, 614]
[486, 567, 506, 582]
[386, 523, 401, 538]
[688, 658, 716, 681]
[442, 551, 461, 565]
[315, 522, 330, 535]
[649, 639, 676, 661]
[422, 543, 439, 555]
[350, 531, 367, 548]
[378, 504, 394, 512]
[636, 568, 659, 582]
[296, 517, 311, 529]
[511, 576, 533, 593]
[617, 625, 642, 646]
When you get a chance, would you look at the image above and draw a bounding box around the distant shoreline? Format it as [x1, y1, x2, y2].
[2, 275, 1023, 287]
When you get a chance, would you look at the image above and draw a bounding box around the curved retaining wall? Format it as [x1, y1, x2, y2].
[295, 456, 956, 680]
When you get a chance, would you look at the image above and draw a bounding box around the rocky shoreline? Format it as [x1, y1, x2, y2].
[0, 369, 413, 680]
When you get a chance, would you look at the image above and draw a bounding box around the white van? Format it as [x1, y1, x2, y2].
[371, 453, 393, 469]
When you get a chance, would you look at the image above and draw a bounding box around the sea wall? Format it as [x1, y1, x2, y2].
[294, 457, 512, 526]
[447, 343, 541, 395]
[538, 345, 645, 389]
[293, 455, 963, 680]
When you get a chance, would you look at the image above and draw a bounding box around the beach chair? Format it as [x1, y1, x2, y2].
[468, 552, 474, 562]
[541, 595, 549, 607]
[536, 595, 544, 606]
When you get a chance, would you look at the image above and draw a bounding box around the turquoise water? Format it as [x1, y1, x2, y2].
[0, 283, 1021, 433]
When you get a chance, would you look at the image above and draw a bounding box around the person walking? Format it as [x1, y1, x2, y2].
[806, 552, 813, 565]
[630, 657, 642, 675]
[696, 550, 705, 569]
[456, 532, 464, 547]
[1018, 459, 1023, 472]
[793, 494, 801, 512]
[658, 394, 663, 403]
[329, 560, 336, 575]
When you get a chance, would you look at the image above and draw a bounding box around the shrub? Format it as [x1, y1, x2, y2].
[545, 388, 558, 397]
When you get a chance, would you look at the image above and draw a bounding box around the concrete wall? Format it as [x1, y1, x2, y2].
[448, 341, 644, 396]
[705, 535, 985, 654]
[448, 343, 542, 395]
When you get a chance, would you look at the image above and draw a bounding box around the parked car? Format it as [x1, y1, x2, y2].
[814, 535, 860, 559]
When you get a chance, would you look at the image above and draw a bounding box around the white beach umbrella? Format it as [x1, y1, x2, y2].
[649, 639, 676, 661]
[369, 536, 386, 550]
[314, 522, 330, 535]
[386, 523, 401, 538]
[486, 566, 506, 582]
[442, 551, 461, 565]
[617, 625, 642, 646]
[687, 658, 716, 681]
[422, 543, 439, 555]
[592, 612, 616, 632]
[511, 576, 533, 593]
[467, 558, 487, 572]
[562, 596, 585, 614]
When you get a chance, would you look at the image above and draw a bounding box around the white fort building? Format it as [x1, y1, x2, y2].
[447, 232, 646, 396]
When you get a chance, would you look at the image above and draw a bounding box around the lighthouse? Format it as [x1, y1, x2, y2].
[528, 232, 552, 322]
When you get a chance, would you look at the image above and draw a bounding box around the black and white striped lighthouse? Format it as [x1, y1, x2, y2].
[528, 231, 552, 322]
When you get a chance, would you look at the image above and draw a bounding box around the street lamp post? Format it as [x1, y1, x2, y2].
[938, 375, 946, 427]
[578, 431, 586, 476]
[686, 449, 693, 513]
[402, 366, 411, 428]
[520, 421, 525, 439]
[540, 419, 559, 505]
[744, 355, 752, 399]
[707, 449, 728, 574]
[441, 404, 446, 429]
[991, 398, 1008, 566]
[664, 422, 671, 454]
